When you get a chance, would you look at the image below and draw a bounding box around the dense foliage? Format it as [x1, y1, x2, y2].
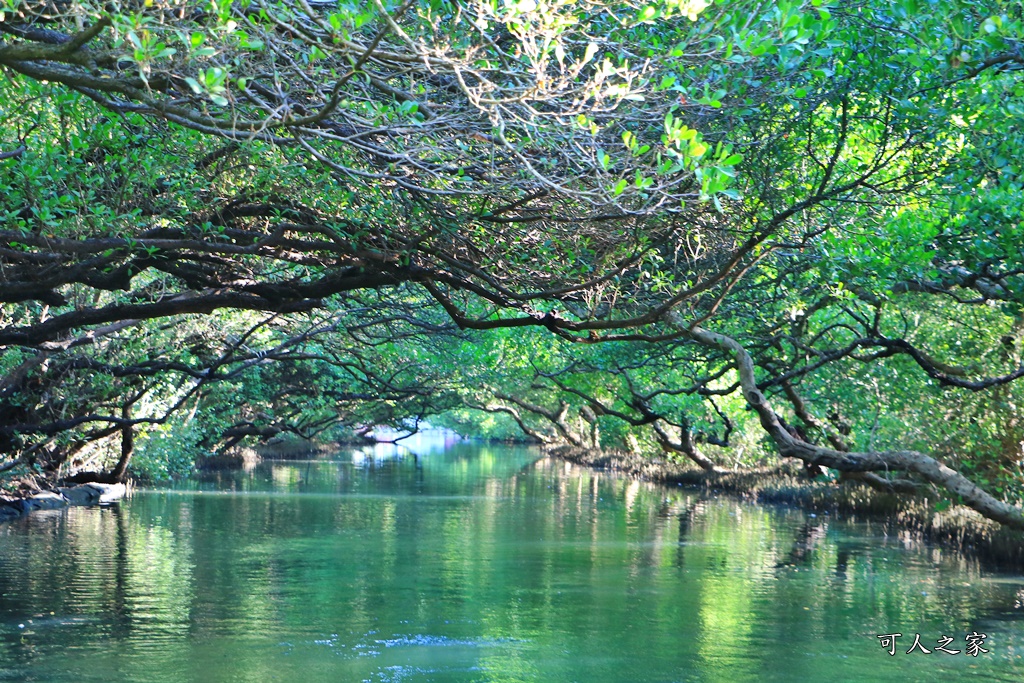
[1, 0, 1023, 526]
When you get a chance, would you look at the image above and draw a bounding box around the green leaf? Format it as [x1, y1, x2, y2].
[638, 6, 657, 22]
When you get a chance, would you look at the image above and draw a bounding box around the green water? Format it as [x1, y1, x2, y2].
[1, 442, 1023, 682]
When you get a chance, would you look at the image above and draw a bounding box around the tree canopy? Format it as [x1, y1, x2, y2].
[2, 0, 1024, 527]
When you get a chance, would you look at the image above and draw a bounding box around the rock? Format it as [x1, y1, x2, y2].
[26, 492, 68, 511]
[86, 482, 127, 503]
[58, 485, 101, 505]
[57, 483, 126, 505]
[0, 501, 27, 519]
[0, 483, 128, 523]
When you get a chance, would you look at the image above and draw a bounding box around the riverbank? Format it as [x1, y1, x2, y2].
[0, 482, 128, 521]
[548, 445, 1024, 569]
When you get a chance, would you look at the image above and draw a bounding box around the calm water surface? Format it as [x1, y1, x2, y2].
[1, 439, 1023, 682]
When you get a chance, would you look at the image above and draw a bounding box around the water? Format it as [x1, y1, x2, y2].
[1, 440, 1023, 682]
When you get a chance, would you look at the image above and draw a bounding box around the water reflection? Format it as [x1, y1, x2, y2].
[0, 446, 1022, 682]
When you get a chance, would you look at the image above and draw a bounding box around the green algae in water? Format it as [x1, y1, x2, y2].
[0, 442, 1022, 682]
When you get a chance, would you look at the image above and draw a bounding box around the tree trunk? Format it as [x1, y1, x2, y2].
[652, 420, 722, 472]
[667, 312, 1024, 530]
[109, 404, 134, 483]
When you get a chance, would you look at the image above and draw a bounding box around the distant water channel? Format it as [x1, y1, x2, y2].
[2, 437, 1024, 682]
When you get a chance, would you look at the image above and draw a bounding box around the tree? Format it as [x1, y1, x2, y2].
[2, 0, 1024, 528]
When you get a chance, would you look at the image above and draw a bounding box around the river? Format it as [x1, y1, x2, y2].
[1, 439, 1023, 681]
